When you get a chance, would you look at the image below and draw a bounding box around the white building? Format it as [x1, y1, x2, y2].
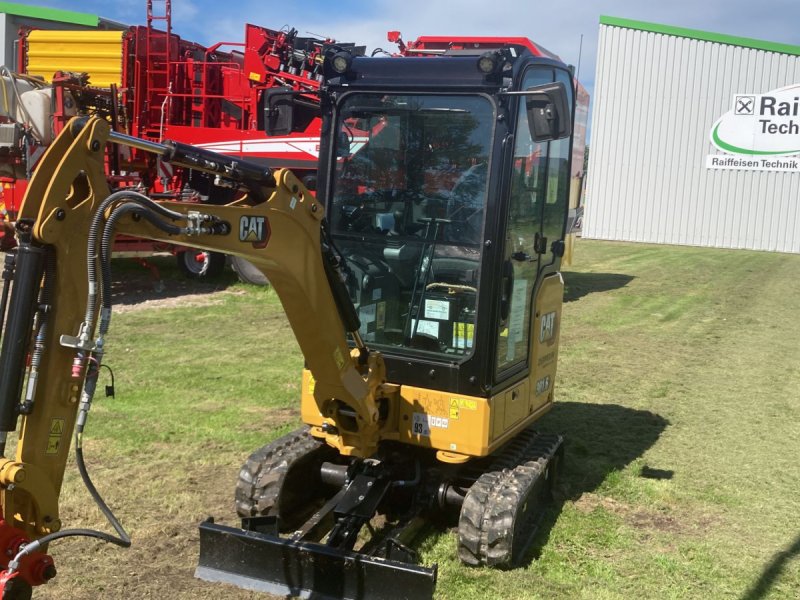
[585, 16, 800, 253]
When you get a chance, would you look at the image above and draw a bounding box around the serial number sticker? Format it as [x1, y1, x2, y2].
[411, 413, 449, 436]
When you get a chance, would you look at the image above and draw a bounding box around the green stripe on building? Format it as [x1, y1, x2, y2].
[600, 15, 800, 57]
[0, 1, 98, 27]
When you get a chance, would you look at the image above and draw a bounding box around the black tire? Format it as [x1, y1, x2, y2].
[231, 256, 270, 286]
[175, 250, 226, 279]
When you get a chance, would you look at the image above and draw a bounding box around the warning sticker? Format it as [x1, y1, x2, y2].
[46, 418, 65, 455]
[46, 437, 60, 454]
[449, 399, 460, 420]
[452, 398, 477, 411]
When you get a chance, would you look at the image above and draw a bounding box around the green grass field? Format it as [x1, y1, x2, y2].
[36, 240, 800, 599]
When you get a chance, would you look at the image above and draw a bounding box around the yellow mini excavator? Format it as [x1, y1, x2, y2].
[0, 42, 583, 598]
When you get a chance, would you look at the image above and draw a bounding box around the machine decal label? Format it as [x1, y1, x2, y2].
[506, 280, 529, 362]
[412, 319, 439, 338]
[412, 413, 449, 436]
[46, 418, 65, 455]
[448, 397, 477, 419]
[359, 304, 376, 334]
[538, 351, 555, 367]
[450, 401, 459, 420]
[333, 347, 346, 371]
[239, 215, 269, 245]
[535, 376, 551, 396]
[307, 374, 315, 395]
[424, 299, 450, 320]
[540, 311, 557, 344]
[452, 322, 474, 349]
[376, 302, 386, 330]
[452, 398, 477, 411]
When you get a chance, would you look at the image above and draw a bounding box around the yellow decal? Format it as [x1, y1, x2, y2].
[308, 374, 316, 395]
[452, 322, 474, 349]
[449, 399, 460, 420]
[249, 72, 262, 82]
[452, 398, 477, 411]
[46, 418, 65, 455]
[333, 347, 346, 371]
[46, 437, 61, 454]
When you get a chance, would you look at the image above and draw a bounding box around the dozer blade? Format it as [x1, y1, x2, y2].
[195, 520, 437, 600]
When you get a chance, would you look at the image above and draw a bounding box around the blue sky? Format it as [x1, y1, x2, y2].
[17, 0, 800, 118]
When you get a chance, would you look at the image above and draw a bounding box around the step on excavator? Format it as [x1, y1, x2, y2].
[0, 38, 584, 599]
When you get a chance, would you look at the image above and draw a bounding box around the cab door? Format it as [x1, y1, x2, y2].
[494, 65, 574, 421]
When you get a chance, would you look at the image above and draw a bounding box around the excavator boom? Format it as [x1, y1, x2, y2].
[0, 116, 390, 595]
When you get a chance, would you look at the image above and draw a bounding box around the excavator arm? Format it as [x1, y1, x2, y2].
[0, 117, 387, 595]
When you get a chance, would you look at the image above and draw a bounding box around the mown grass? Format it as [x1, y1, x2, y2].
[37, 242, 800, 599]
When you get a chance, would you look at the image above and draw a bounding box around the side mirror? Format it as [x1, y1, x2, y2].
[264, 87, 296, 136]
[525, 81, 571, 143]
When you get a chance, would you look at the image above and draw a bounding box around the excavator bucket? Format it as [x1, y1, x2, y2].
[195, 520, 438, 600]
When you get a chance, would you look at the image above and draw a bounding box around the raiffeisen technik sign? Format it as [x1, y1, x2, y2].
[708, 84, 800, 172]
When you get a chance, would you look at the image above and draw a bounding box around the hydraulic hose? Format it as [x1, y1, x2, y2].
[84, 190, 184, 331]
[99, 203, 183, 329]
[7, 422, 132, 575]
[12, 198, 192, 575]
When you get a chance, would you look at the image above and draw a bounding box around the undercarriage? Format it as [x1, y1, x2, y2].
[196, 427, 563, 599]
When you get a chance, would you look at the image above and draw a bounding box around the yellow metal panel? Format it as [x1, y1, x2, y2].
[502, 381, 529, 430]
[397, 385, 491, 457]
[26, 30, 124, 88]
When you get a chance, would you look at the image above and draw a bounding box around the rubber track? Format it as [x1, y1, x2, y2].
[235, 427, 328, 526]
[457, 430, 562, 567]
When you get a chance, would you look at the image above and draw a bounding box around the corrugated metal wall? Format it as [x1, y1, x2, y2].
[585, 25, 800, 253]
[25, 30, 123, 88]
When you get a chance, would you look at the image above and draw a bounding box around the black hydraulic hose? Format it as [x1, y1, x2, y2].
[99, 204, 182, 320]
[7, 424, 131, 574]
[9, 197, 190, 573]
[85, 190, 184, 329]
